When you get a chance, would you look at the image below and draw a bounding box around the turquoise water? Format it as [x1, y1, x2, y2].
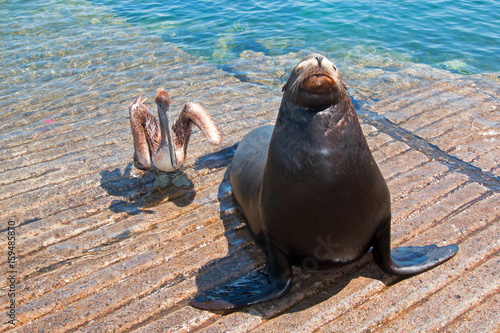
[1, 0, 499, 137]
[96, 0, 500, 75]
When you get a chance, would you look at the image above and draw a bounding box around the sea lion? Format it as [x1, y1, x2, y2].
[190, 54, 458, 311]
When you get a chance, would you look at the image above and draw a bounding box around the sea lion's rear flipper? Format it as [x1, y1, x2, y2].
[372, 219, 459, 276]
[190, 242, 292, 312]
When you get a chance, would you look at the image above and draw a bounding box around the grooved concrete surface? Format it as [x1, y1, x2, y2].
[1, 47, 499, 332]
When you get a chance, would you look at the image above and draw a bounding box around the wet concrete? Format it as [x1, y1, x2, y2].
[1, 47, 499, 332]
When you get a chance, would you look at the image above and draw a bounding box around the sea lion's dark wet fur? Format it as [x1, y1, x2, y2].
[190, 54, 458, 312]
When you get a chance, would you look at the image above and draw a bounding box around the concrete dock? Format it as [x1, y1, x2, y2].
[1, 47, 499, 332]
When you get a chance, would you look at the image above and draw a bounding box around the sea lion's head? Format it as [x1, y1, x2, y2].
[282, 54, 346, 109]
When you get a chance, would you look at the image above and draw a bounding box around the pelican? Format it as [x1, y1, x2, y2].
[129, 89, 222, 172]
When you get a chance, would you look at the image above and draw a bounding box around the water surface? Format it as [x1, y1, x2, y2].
[1, 0, 499, 142]
[96, 0, 500, 74]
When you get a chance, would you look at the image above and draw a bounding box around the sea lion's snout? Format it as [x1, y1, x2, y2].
[301, 74, 335, 94]
[284, 54, 343, 109]
[299, 55, 337, 90]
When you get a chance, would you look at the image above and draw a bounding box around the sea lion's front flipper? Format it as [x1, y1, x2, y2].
[190, 242, 292, 312]
[372, 219, 459, 276]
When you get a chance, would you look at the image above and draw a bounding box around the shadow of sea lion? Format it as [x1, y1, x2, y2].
[99, 163, 195, 214]
[193, 143, 239, 171]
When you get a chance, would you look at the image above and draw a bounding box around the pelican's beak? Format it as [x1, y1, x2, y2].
[156, 90, 177, 169]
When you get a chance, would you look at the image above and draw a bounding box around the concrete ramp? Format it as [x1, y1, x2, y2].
[1, 51, 499, 332]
